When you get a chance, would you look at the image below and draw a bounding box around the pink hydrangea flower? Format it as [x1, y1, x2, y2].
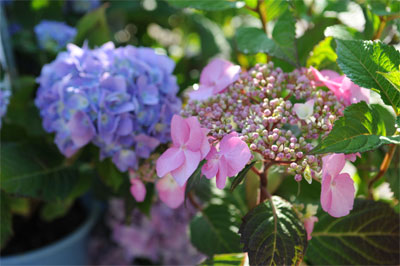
[320, 153, 355, 217]
[129, 176, 146, 202]
[189, 58, 241, 101]
[201, 132, 251, 189]
[304, 216, 318, 240]
[156, 115, 210, 186]
[310, 67, 370, 105]
[156, 173, 185, 209]
[293, 99, 314, 120]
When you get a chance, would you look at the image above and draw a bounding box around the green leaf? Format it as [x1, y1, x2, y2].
[312, 102, 400, 154]
[167, 0, 245, 11]
[386, 148, 399, 200]
[74, 5, 111, 47]
[230, 161, 256, 192]
[40, 198, 73, 222]
[239, 196, 307, 265]
[0, 192, 13, 249]
[185, 160, 206, 202]
[31, 0, 49, 10]
[236, 11, 298, 66]
[307, 199, 400, 265]
[264, 0, 288, 22]
[379, 70, 400, 93]
[0, 142, 79, 201]
[306, 37, 338, 70]
[200, 253, 246, 265]
[97, 159, 125, 192]
[336, 39, 400, 113]
[190, 204, 242, 256]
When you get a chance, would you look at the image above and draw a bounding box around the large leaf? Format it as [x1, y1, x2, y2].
[336, 39, 400, 113]
[200, 253, 246, 265]
[0, 192, 13, 249]
[386, 148, 399, 200]
[74, 4, 111, 47]
[0, 142, 79, 201]
[307, 199, 400, 265]
[230, 161, 256, 192]
[190, 204, 242, 256]
[167, 0, 245, 11]
[312, 102, 400, 154]
[239, 196, 307, 265]
[236, 11, 298, 66]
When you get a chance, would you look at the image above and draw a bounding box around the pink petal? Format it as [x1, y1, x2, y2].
[320, 69, 341, 80]
[156, 174, 185, 209]
[201, 147, 219, 179]
[200, 128, 211, 159]
[188, 85, 214, 101]
[156, 147, 185, 178]
[310, 67, 342, 94]
[345, 153, 361, 162]
[215, 156, 228, 189]
[349, 83, 370, 104]
[328, 173, 355, 217]
[304, 216, 318, 240]
[320, 173, 333, 214]
[130, 178, 146, 202]
[219, 133, 251, 177]
[322, 153, 346, 181]
[171, 149, 201, 187]
[213, 65, 241, 94]
[170, 115, 189, 146]
[185, 116, 205, 151]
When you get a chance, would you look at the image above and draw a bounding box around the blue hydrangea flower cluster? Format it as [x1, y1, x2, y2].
[35, 42, 181, 172]
[0, 88, 11, 128]
[34, 20, 77, 52]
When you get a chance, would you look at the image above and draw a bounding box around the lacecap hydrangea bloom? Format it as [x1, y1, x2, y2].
[36, 42, 181, 172]
[34, 20, 77, 52]
[157, 59, 369, 217]
[107, 199, 205, 265]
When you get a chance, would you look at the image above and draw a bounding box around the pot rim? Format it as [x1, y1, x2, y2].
[0, 201, 101, 262]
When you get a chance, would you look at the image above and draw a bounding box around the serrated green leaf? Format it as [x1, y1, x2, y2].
[336, 39, 400, 113]
[74, 4, 110, 47]
[307, 199, 400, 265]
[190, 204, 242, 256]
[379, 70, 400, 93]
[167, 0, 245, 11]
[272, 10, 297, 65]
[0, 142, 80, 201]
[239, 196, 307, 265]
[0, 192, 13, 249]
[312, 102, 400, 154]
[230, 161, 256, 192]
[306, 37, 338, 70]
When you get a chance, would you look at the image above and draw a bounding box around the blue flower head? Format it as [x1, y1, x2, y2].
[36, 42, 181, 172]
[34, 20, 77, 52]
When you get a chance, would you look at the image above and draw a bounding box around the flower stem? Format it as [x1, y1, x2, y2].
[256, 0, 268, 34]
[373, 16, 387, 40]
[259, 162, 273, 203]
[367, 144, 397, 199]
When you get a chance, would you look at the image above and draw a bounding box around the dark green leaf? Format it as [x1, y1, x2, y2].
[185, 160, 206, 203]
[190, 204, 242, 256]
[0, 192, 13, 249]
[379, 70, 400, 93]
[312, 102, 400, 154]
[230, 161, 256, 192]
[0, 142, 79, 200]
[167, 0, 245, 11]
[40, 198, 73, 222]
[97, 159, 125, 192]
[307, 199, 400, 265]
[74, 5, 111, 47]
[239, 196, 307, 265]
[386, 148, 399, 200]
[336, 39, 400, 113]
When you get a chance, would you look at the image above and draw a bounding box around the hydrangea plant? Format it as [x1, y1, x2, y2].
[34, 20, 77, 52]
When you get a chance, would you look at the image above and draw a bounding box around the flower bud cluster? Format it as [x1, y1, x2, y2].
[183, 63, 346, 182]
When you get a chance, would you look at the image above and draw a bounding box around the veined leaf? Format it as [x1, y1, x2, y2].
[336, 40, 400, 114]
[0, 142, 79, 200]
[200, 253, 247, 265]
[306, 37, 338, 70]
[190, 204, 242, 256]
[379, 70, 400, 93]
[230, 161, 256, 192]
[312, 102, 400, 154]
[239, 196, 307, 265]
[307, 199, 400, 265]
[0, 192, 13, 249]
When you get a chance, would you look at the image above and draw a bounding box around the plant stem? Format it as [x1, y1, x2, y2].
[373, 16, 387, 40]
[367, 144, 397, 199]
[256, 0, 268, 34]
[259, 162, 273, 203]
[188, 192, 203, 211]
